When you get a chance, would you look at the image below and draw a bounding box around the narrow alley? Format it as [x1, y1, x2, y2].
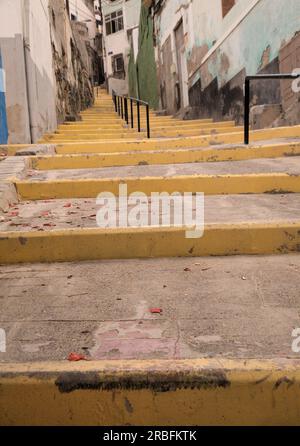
[1, 0, 300, 429]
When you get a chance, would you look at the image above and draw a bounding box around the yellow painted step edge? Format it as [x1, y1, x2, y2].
[0, 222, 300, 264]
[1, 358, 300, 425]
[15, 173, 300, 200]
[31, 142, 300, 170]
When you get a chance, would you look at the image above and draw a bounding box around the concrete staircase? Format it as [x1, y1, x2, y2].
[1, 88, 300, 262]
[1, 88, 300, 425]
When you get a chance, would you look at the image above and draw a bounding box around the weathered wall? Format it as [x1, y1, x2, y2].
[155, 0, 300, 123]
[23, 0, 58, 142]
[0, 0, 57, 144]
[189, 0, 300, 123]
[69, 0, 97, 44]
[49, 0, 94, 123]
[0, 0, 32, 143]
[0, 0, 95, 143]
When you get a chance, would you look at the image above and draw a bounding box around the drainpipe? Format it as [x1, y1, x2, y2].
[22, 0, 35, 143]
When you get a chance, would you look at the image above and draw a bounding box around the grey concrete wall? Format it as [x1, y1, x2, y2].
[0, 35, 31, 144]
[0, 0, 31, 143]
[0, 0, 57, 144]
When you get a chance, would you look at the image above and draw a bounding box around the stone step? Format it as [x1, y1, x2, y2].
[45, 126, 242, 141]
[51, 125, 300, 154]
[30, 140, 300, 170]
[1, 194, 300, 263]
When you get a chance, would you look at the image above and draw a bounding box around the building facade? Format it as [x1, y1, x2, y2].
[135, 0, 300, 125]
[0, 0, 57, 144]
[101, 0, 141, 95]
[0, 0, 100, 144]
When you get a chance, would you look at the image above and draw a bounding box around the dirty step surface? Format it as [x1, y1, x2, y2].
[1, 194, 300, 231]
[1, 255, 300, 362]
[25, 156, 300, 181]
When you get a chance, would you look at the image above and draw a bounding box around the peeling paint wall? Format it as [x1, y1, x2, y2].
[69, 0, 97, 44]
[0, 0, 96, 144]
[154, 0, 300, 123]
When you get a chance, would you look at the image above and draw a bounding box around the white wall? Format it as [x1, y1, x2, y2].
[102, 0, 141, 94]
[24, 0, 57, 142]
[0, 0, 31, 143]
[69, 0, 97, 45]
[0, 0, 57, 144]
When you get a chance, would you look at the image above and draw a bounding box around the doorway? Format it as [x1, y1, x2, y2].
[174, 19, 189, 112]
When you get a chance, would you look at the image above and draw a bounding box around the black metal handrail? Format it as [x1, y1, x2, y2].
[112, 93, 150, 139]
[244, 73, 300, 144]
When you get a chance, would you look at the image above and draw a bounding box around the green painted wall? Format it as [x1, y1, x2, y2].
[128, 48, 138, 98]
[129, 3, 159, 109]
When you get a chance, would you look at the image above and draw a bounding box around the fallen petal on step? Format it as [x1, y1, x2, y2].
[150, 308, 163, 314]
[67, 352, 90, 362]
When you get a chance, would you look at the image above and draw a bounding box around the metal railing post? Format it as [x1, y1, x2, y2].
[146, 104, 150, 138]
[120, 96, 124, 119]
[124, 97, 128, 124]
[137, 102, 141, 132]
[244, 78, 250, 145]
[130, 99, 134, 128]
[111, 94, 151, 137]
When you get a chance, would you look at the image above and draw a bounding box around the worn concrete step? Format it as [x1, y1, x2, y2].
[2, 253, 300, 424]
[42, 133, 145, 142]
[80, 116, 212, 124]
[61, 118, 214, 125]
[45, 126, 242, 142]
[57, 121, 235, 132]
[15, 157, 300, 200]
[0, 220, 300, 263]
[14, 156, 300, 199]
[1, 194, 300, 263]
[56, 121, 220, 131]
[31, 141, 300, 170]
[1, 254, 300, 359]
[58, 118, 214, 127]
[1, 193, 300, 230]
[58, 123, 132, 130]
[52, 125, 300, 154]
[2, 356, 300, 425]
[80, 112, 177, 118]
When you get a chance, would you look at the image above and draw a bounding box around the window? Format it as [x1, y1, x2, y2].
[105, 10, 124, 35]
[222, 0, 235, 18]
[112, 54, 125, 78]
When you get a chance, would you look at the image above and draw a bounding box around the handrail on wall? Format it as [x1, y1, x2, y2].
[244, 73, 300, 144]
